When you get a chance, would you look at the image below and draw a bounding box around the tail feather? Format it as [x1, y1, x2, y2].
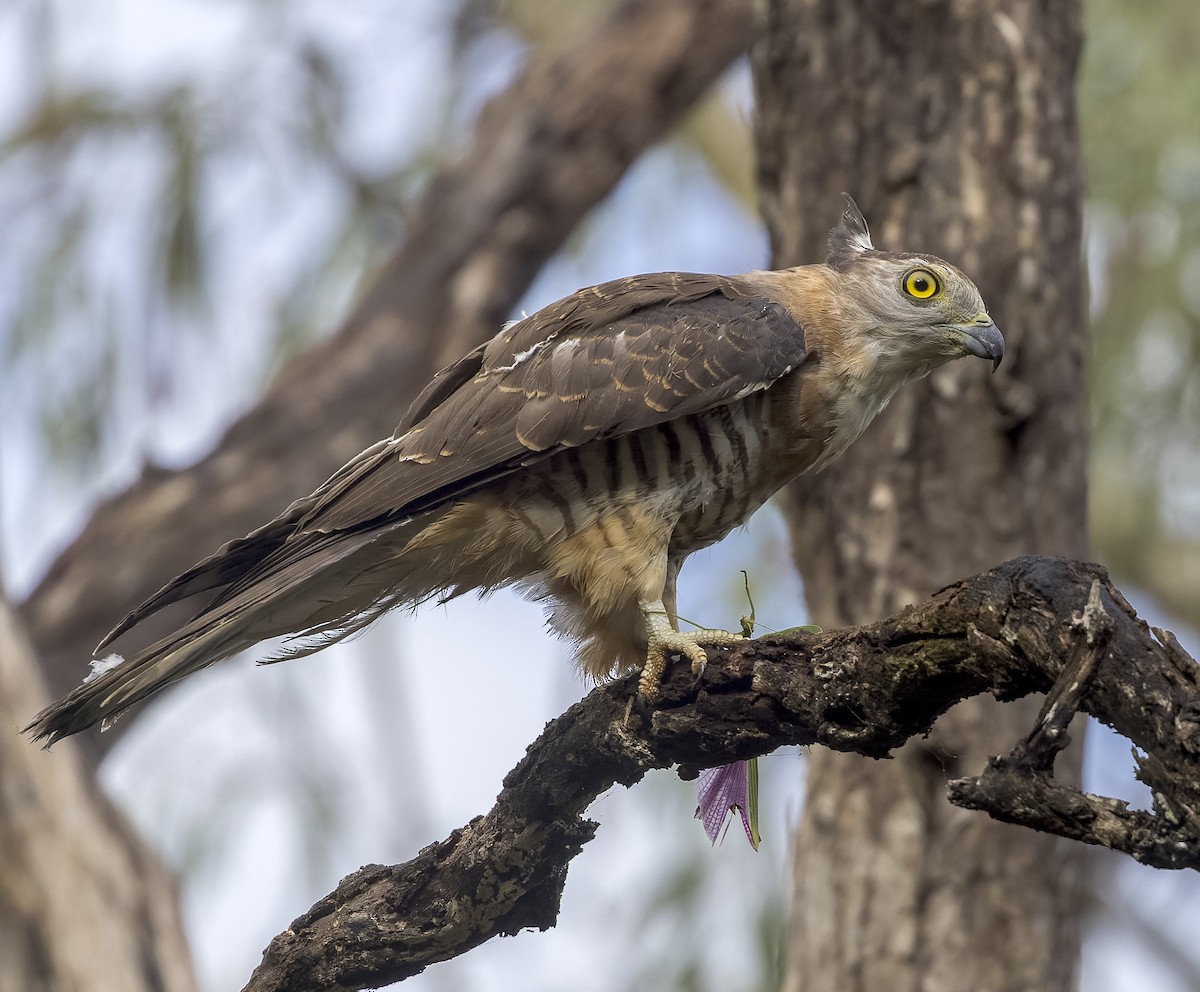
[23, 492, 540, 747]
[24, 522, 405, 746]
[94, 513, 305, 654]
[256, 589, 407, 665]
[96, 436, 404, 653]
[25, 621, 256, 746]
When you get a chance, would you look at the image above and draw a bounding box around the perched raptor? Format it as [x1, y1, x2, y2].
[26, 196, 1003, 745]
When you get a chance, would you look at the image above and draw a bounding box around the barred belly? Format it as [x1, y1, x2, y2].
[665, 394, 780, 556]
[496, 392, 778, 560]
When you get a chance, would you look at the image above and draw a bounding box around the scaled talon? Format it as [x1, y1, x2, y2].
[638, 599, 745, 700]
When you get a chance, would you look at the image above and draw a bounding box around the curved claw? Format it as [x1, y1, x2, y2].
[637, 623, 744, 701]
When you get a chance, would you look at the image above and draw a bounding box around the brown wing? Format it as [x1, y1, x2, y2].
[297, 271, 807, 533]
[99, 271, 807, 649]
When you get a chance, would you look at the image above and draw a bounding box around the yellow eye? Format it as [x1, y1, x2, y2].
[902, 268, 940, 299]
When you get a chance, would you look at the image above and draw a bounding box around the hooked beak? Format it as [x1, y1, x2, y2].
[956, 318, 1005, 372]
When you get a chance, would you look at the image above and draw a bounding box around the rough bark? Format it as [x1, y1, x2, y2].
[752, 2, 1088, 990]
[0, 601, 196, 992]
[18, 0, 754, 761]
[239, 557, 1200, 992]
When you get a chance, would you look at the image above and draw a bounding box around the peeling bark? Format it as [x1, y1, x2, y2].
[241, 558, 1200, 992]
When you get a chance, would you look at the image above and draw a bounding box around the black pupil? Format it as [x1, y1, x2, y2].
[913, 277, 929, 292]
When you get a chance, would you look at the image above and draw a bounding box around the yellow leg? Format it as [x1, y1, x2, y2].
[636, 597, 744, 700]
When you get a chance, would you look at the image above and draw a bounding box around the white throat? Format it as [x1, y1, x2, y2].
[813, 340, 932, 471]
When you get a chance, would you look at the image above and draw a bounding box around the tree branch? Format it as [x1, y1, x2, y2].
[241, 556, 1200, 992]
[19, 0, 754, 759]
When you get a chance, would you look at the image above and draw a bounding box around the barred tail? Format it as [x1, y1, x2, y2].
[23, 622, 260, 746]
[22, 495, 528, 746]
[23, 521, 411, 747]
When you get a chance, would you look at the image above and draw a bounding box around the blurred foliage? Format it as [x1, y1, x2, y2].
[1081, 0, 1200, 623]
[0, 0, 487, 481]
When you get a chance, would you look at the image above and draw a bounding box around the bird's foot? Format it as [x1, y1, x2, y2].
[638, 627, 745, 702]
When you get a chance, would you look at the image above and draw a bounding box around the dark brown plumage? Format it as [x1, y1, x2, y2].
[26, 196, 1003, 745]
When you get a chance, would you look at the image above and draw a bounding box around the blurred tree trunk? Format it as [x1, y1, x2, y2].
[753, 1, 1088, 990]
[0, 601, 196, 992]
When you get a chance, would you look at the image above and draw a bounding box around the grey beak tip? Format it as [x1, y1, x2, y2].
[962, 322, 1005, 372]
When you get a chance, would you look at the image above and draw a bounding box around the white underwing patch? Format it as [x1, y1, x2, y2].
[84, 653, 125, 684]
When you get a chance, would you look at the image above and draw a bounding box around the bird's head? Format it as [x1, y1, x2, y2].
[825, 195, 1004, 378]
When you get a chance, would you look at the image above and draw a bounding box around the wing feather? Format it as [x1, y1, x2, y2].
[105, 272, 808, 643]
[326, 278, 803, 525]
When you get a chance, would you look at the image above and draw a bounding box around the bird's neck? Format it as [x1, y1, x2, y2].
[752, 268, 898, 473]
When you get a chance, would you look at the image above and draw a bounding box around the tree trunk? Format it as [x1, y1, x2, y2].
[0, 601, 196, 992]
[752, 1, 1088, 990]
